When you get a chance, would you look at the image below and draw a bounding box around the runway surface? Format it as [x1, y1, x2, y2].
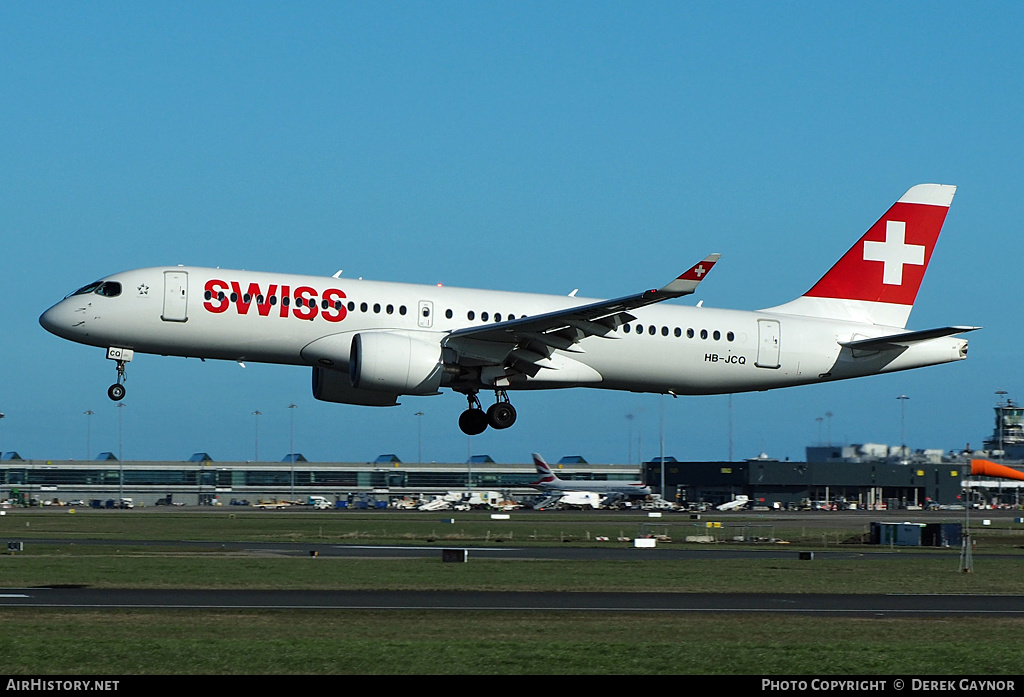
[9, 535, 1022, 616]
[2, 587, 1023, 616]
[22, 537, 994, 561]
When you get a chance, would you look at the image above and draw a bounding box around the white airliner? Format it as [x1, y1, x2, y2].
[40, 184, 977, 435]
[531, 453, 652, 496]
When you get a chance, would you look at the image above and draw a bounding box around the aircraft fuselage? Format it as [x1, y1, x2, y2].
[40, 265, 967, 397]
[38, 184, 977, 435]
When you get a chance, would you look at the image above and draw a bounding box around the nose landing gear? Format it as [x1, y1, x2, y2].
[105, 347, 134, 401]
[458, 390, 518, 435]
[107, 360, 127, 401]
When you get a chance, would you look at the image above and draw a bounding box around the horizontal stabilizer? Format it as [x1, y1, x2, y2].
[840, 326, 980, 351]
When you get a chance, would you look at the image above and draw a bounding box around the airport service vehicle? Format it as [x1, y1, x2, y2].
[39, 185, 977, 435]
[255, 500, 290, 510]
[305, 496, 332, 510]
[717, 495, 750, 511]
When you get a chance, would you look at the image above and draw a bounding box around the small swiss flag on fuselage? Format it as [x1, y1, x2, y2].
[803, 190, 952, 307]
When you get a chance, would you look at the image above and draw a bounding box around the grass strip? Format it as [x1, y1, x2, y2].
[2, 554, 1023, 594]
[0, 610, 1021, 675]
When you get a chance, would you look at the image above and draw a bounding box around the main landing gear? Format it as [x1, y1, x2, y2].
[458, 390, 517, 435]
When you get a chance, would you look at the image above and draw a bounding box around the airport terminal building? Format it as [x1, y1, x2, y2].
[1, 450, 1020, 509]
[646, 455, 1001, 510]
[2, 398, 1021, 509]
[0, 454, 643, 507]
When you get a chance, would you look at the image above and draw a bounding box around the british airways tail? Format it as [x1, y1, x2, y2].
[763, 184, 956, 329]
[531, 453, 559, 486]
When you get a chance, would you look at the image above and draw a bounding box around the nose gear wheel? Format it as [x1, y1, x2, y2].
[107, 360, 127, 401]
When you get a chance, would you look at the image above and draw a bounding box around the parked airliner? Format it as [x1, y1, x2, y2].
[40, 184, 977, 435]
[531, 453, 652, 496]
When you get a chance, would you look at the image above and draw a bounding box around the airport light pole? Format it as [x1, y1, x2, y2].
[0, 412, 5, 459]
[727, 395, 734, 462]
[625, 413, 635, 465]
[252, 410, 262, 461]
[84, 410, 95, 460]
[287, 404, 297, 498]
[659, 395, 666, 497]
[116, 402, 126, 499]
[897, 395, 909, 459]
[960, 478, 974, 573]
[415, 411, 424, 463]
[634, 407, 645, 464]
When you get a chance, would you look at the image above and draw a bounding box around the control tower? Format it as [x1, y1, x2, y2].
[983, 393, 1024, 459]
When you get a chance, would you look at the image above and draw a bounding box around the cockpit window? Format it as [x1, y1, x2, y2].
[96, 282, 122, 297]
[64, 281, 122, 299]
[66, 282, 102, 299]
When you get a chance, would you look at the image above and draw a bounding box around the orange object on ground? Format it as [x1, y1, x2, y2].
[971, 459, 1024, 481]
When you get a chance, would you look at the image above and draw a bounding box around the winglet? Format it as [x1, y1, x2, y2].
[656, 254, 721, 297]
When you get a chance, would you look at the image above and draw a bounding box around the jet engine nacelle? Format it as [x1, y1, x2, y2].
[349, 332, 444, 395]
[312, 366, 399, 406]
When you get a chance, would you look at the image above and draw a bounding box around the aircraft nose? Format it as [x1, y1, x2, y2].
[39, 301, 76, 339]
[39, 304, 59, 333]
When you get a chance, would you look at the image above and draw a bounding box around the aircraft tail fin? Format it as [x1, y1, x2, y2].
[531, 453, 560, 486]
[762, 184, 956, 328]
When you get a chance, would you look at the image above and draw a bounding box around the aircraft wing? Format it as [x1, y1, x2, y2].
[443, 254, 720, 379]
[839, 326, 980, 351]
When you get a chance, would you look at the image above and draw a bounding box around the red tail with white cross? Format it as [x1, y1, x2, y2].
[764, 184, 956, 328]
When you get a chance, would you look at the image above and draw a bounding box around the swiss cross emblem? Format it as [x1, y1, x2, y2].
[694, 265, 706, 278]
[862, 220, 925, 286]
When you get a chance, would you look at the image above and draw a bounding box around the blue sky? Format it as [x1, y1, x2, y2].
[2, 2, 1021, 465]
